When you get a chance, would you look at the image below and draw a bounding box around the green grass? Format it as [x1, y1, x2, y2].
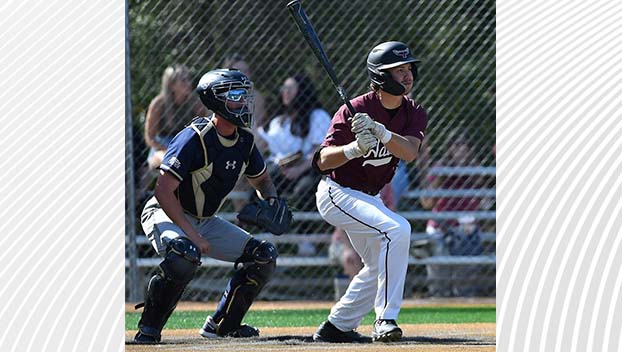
[126, 306, 495, 330]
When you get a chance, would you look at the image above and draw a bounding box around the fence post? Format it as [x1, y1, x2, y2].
[125, 0, 140, 302]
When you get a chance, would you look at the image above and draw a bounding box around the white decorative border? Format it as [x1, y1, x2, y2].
[497, 0, 622, 351]
[0, 1, 125, 351]
[0, 0, 620, 351]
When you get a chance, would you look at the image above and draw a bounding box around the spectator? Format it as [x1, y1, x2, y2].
[258, 74, 331, 211]
[390, 160, 409, 205]
[390, 91, 432, 208]
[420, 129, 485, 297]
[144, 64, 207, 170]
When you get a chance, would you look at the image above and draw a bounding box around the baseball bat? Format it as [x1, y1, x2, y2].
[286, 0, 356, 115]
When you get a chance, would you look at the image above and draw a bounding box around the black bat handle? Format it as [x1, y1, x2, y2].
[338, 86, 357, 116]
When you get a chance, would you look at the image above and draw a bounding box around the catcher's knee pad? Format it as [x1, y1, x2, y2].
[137, 237, 201, 333]
[236, 238, 278, 266]
[235, 238, 278, 293]
[246, 238, 277, 285]
[212, 239, 277, 335]
[160, 237, 202, 284]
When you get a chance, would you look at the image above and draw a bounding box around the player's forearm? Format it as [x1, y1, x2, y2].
[154, 188, 201, 241]
[316, 146, 350, 171]
[248, 172, 278, 199]
[384, 135, 419, 162]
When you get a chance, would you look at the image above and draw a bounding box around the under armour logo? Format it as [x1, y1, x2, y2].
[225, 160, 237, 170]
[392, 48, 409, 58]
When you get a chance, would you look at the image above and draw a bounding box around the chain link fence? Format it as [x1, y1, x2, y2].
[126, 0, 495, 302]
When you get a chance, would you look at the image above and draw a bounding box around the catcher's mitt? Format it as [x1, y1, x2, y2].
[237, 197, 292, 235]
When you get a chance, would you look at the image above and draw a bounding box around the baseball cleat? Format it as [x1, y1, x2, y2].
[199, 316, 219, 338]
[313, 320, 371, 343]
[371, 319, 402, 342]
[133, 326, 161, 344]
[199, 315, 260, 338]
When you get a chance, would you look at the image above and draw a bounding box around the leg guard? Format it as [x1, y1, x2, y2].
[212, 238, 277, 335]
[137, 237, 201, 338]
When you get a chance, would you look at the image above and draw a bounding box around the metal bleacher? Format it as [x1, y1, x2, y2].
[125, 166, 495, 299]
[127, 231, 496, 268]
[127, 166, 496, 268]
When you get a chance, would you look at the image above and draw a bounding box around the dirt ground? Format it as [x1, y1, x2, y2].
[125, 298, 496, 352]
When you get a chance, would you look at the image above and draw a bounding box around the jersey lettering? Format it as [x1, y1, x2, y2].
[363, 142, 391, 159]
[363, 156, 392, 167]
[362, 143, 393, 167]
[167, 156, 181, 169]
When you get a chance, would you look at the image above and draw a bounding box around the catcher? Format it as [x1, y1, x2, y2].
[134, 68, 292, 344]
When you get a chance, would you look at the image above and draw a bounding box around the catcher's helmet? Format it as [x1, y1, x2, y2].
[196, 68, 254, 128]
[367, 41, 419, 95]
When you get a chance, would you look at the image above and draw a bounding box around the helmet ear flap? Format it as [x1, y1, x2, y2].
[368, 67, 383, 87]
[368, 67, 406, 96]
[379, 71, 406, 96]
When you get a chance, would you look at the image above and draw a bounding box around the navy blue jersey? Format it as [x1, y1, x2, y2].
[160, 116, 266, 218]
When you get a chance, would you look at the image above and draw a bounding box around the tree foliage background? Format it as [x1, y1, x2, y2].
[128, 0, 495, 166]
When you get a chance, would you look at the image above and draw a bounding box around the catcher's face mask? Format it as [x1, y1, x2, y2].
[215, 85, 255, 128]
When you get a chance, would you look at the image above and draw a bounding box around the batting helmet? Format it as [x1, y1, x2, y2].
[196, 69, 255, 128]
[367, 41, 419, 96]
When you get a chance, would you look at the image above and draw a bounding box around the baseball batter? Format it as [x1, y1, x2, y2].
[134, 69, 291, 344]
[312, 41, 428, 343]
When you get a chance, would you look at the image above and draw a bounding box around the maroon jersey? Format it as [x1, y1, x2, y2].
[321, 91, 427, 195]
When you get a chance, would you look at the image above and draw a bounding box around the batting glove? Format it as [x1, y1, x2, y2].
[351, 112, 392, 144]
[343, 129, 377, 160]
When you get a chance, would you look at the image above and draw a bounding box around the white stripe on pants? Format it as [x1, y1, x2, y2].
[316, 178, 411, 331]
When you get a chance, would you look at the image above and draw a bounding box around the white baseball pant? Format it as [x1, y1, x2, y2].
[316, 177, 411, 331]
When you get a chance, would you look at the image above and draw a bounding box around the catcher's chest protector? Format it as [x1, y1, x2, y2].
[178, 117, 257, 217]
